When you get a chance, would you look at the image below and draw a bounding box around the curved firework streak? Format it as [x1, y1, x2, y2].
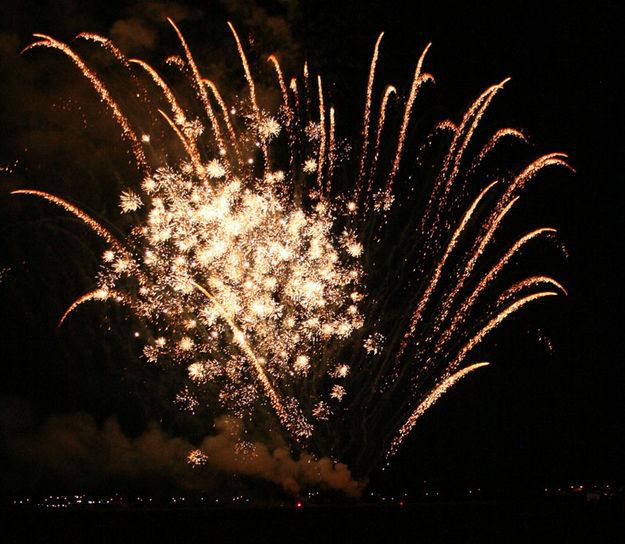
[316, 76, 327, 196]
[490, 154, 573, 222]
[267, 54, 297, 177]
[202, 79, 240, 154]
[388, 291, 559, 453]
[227, 22, 269, 175]
[434, 228, 558, 353]
[420, 194, 524, 352]
[22, 35, 149, 173]
[75, 32, 151, 108]
[129, 58, 188, 125]
[289, 77, 300, 113]
[191, 280, 313, 441]
[167, 18, 225, 153]
[399, 179, 500, 350]
[469, 128, 527, 173]
[356, 32, 384, 197]
[158, 109, 205, 175]
[10, 190, 153, 293]
[419, 80, 510, 247]
[364, 84, 397, 208]
[58, 290, 108, 327]
[58, 288, 134, 327]
[447, 291, 560, 376]
[327, 106, 337, 197]
[442, 80, 510, 193]
[386, 43, 433, 195]
[267, 55, 289, 109]
[11, 190, 128, 257]
[303, 61, 311, 111]
[496, 276, 568, 306]
[426, 154, 572, 332]
[387, 362, 490, 457]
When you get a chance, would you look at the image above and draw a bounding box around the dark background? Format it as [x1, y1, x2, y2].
[0, 0, 622, 500]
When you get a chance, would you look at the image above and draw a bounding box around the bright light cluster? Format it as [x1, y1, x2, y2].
[101, 154, 363, 420]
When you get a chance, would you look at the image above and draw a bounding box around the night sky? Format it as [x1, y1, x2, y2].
[0, 0, 622, 500]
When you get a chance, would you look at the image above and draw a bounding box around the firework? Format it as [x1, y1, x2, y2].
[12, 19, 571, 480]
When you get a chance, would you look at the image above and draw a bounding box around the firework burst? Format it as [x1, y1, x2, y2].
[12, 19, 572, 481]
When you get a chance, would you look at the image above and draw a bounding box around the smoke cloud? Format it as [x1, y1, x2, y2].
[109, 2, 202, 53]
[0, 399, 362, 497]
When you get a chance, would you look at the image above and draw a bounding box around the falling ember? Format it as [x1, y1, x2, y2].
[187, 449, 209, 467]
[13, 20, 571, 478]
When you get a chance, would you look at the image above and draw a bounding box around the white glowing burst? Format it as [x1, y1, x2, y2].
[103, 162, 364, 425]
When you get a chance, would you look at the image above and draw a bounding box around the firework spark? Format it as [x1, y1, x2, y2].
[12, 20, 571, 482]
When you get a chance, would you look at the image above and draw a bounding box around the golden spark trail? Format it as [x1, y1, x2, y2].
[367, 85, 396, 202]
[303, 61, 310, 111]
[420, 195, 522, 346]
[440, 83, 506, 180]
[202, 79, 239, 153]
[129, 58, 188, 124]
[58, 290, 108, 327]
[268, 55, 296, 176]
[470, 128, 527, 172]
[497, 276, 568, 304]
[434, 228, 557, 352]
[165, 55, 186, 71]
[167, 18, 225, 151]
[327, 106, 336, 195]
[387, 362, 489, 457]
[289, 77, 300, 112]
[387, 43, 432, 194]
[447, 291, 559, 374]
[75, 32, 151, 109]
[227, 22, 269, 173]
[441, 80, 509, 197]
[437, 119, 457, 132]
[421, 81, 510, 240]
[24, 35, 149, 172]
[406, 194, 525, 377]
[11, 190, 128, 256]
[356, 32, 384, 196]
[498, 153, 572, 210]
[444, 153, 571, 311]
[76, 33, 129, 65]
[397, 180, 499, 356]
[443, 195, 521, 308]
[57, 289, 134, 327]
[192, 281, 312, 439]
[316, 76, 327, 195]
[75, 32, 151, 107]
[267, 55, 291, 119]
[158, 109, 205, 175]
